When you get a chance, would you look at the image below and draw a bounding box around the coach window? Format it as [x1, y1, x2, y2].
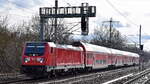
[87, 53, 93, 59]
[132, 58, 134, 62]
[103, 60, 106, 64]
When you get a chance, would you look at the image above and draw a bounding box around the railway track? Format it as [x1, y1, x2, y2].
[38, 66, 139, 84]
[102, 66, 150, 84]
[0, 66, 140, 84]
[0, 73, 34, 84]
[143, 77, 150, 84]
[123, 68, 150, 84]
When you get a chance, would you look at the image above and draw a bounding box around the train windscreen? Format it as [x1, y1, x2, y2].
[25, 43, 45, 56]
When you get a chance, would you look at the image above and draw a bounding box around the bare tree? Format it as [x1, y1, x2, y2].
[91, 26, 126, 49]
[0, 16, 20, 73]
[30, 15, 79, 44]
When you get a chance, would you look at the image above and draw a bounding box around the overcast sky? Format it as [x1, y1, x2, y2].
[0, 0, 150, 50]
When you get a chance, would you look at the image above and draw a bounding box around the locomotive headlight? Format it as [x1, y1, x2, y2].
[24, 57, 30, 63]
[37, 58, 44, 63]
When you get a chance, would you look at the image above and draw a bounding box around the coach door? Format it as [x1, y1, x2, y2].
[86, 53, 94, 67]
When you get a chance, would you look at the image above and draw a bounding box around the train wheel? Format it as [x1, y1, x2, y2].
[46, 71, 56, 79]
[108, 65, 115, 69]
[84, 67, 92, 73]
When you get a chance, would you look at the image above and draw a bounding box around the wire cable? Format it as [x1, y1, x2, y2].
[6, 0, 36, 14]
[105, 0, 139, 27]
[65, 21, 81, 24]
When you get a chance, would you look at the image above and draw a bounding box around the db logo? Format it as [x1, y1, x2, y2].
[31, 58, 36, 61]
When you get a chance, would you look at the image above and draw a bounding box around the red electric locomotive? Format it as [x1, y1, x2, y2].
[21, 41, 139, 76]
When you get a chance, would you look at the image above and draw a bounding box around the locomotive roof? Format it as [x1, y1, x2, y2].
[48, 42, 83, 51]
[80, 42, 139, 57]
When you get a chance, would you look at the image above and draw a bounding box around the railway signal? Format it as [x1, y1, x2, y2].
[138, 25, 144, 71]
[140, 45, 143, 50]
[139, 25, 144, 50]
[39, 1, 96, 41]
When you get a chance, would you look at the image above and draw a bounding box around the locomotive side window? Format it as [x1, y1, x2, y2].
[25, 43, 45, 56]
[51, 47, 53, 53]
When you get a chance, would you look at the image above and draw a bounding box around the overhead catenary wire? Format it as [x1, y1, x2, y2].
[65, 21, 81, 24]
[104, 0, 146, 48]
[1, 0, 37, 22]
[6, 0, 36, 13]
[105, 0, 139, 27]
[5, 0, 37, 17]
[101, 18, 139, 48]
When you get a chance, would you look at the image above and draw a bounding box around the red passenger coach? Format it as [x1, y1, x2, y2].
[21, 41, 139, 76]
[80, 42, 139, 69]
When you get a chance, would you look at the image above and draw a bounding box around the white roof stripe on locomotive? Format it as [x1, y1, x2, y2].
[48, 42, 83, 51]
[80, 42, 139, 57]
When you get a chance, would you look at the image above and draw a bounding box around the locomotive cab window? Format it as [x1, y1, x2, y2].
[25, 43, 45, 56]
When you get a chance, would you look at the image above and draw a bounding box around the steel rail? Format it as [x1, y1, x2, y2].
[39, 66, 138, 84]
[123, 68, 150, 84]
